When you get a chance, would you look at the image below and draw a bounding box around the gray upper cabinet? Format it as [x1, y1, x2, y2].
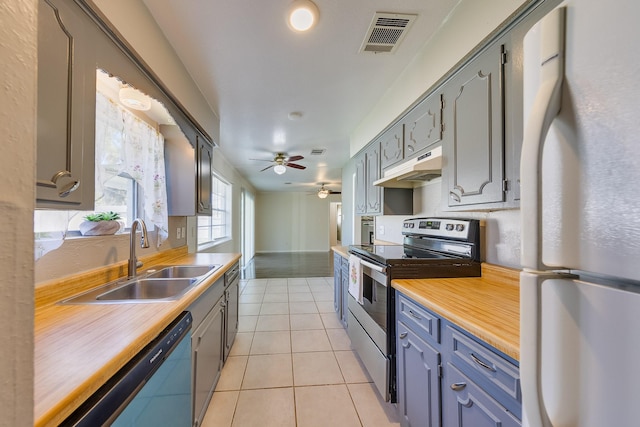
[354, 139, 412, 216]
[403, 93, 443, 160]
[380, 123, 404, 170]
[37, 0, 96, 209]
[443, 41, 506, 208]
[365, 142, 382, 213]
[354, 153, 367, 214]
[196, 135, 213, 215]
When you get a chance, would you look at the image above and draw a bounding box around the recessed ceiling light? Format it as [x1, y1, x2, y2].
[287, 0, 319, 32]
[119, 87, 151, 111]
[288, 111, 303, 120]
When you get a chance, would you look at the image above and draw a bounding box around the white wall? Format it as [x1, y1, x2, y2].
[90, 0, 220, 144]
[256, 192, 341, 252]
[351, 0, 534, 154]
[375, 180, 522, 269]
[0, 1, 36, 425]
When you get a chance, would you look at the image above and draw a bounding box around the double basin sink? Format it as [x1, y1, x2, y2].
[62, 265, 221, 304]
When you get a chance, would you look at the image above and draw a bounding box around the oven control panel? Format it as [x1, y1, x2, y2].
[402, 217, 476, 240]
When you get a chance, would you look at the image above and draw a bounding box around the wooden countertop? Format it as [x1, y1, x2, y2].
[34, 249, 241, 427]
[331, 245, 350, 258]
[391, 263, 520, 361]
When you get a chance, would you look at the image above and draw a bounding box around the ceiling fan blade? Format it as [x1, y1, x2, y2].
[286, 163, 306, 170]
[260, 164, 275, 172]
[287, 155, 304, 162]
[249, 158, 275, 162]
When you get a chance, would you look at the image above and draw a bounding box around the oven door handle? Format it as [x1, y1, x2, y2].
[359, 259, 387, 274]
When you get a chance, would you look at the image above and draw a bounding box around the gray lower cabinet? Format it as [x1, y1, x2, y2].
[189, 266, 240, 427]
[396, 291, 521, 427]
[192, 297, 224, 427]
[340, 259, 349, 327]
[333, 252, 349, 327]
[223, 263, 240, 361]
[37, 0, 96, 209]
[442, 364, 520, 427]
[397, 321, 441, 427]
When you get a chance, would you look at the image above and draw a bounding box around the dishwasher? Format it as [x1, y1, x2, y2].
[62, 312, 193, 427]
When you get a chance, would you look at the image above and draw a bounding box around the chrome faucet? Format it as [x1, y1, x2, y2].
[128, 218, 150, 279]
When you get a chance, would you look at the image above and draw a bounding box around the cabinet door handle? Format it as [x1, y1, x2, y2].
[408, 309, 422, 320]
[51, 170, 80, 197]
[470, 352, 496, 372]
[399, 332, 408, 339]
[450, 382, 467, 391]
[449, 191, 461, 203]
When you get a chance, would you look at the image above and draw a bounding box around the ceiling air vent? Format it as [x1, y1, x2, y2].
[310, 148, 326, 155]
[360, 12, 417, 54]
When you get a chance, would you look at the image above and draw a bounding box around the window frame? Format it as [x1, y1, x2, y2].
[197, 171, 232, 249]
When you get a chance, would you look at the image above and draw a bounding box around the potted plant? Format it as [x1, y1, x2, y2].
[79, 211, 124, 236]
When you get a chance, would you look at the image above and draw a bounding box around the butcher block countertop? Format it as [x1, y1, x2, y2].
[331, 245, 350, 258]
[34, 247, 241, 427]
[391, 263, 520, 361]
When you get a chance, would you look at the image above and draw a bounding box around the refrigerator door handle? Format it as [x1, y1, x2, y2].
[520, 7, 565, 271]
[520, 271, 553, 427]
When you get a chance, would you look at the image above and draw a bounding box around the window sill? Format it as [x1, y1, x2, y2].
[198, 237, 232, 252]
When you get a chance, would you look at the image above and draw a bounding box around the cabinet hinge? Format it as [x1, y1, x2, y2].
[503, 180, 509, 192]
[440, 96, 445, 111]
[501, 47, 508, 65]
[438, 364, 443, 378]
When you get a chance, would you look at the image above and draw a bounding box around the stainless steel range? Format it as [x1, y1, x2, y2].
[347, 217, 482, 403]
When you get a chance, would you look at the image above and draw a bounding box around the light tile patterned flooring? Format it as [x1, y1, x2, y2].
[200, 277, 400, 427]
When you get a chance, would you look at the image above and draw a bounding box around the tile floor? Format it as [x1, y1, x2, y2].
[200, 277, 400, 427]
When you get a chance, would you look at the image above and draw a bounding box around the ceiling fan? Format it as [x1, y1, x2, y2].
[251, 152, 306, 174]
[316, 183, 341, 199]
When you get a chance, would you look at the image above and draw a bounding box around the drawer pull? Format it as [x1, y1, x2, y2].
[408, 310, 422, 320]
[399, 332, 408, 339]
[450, 382, 467, 391]
[470, 352, 496, 372]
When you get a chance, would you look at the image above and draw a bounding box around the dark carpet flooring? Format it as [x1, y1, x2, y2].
[241, 251, 334, 279]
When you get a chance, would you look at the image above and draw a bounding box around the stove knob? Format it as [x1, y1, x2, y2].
[446, 224, 454, 231]
[456, 224, 465, 232]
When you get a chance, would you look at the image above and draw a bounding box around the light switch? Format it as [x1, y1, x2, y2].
[176, 227, 181, 239]
[181, 226, 186, 238]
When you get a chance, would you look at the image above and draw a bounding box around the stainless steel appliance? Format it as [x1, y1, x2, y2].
[360, 216, 374, 244]
[62, 312, 192, 426]
[520, 3, 640, 426]
[348, 217, 481, 402]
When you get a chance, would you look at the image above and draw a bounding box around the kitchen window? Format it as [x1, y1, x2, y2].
[198, 173, 232, 248]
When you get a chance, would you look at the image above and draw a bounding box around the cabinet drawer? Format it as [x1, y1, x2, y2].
[444, 325, 521, 416]
[397, 293, 440, 344]
[443, 363, 521, 426]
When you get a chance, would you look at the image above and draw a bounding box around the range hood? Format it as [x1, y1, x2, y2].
[373, 145, 442, 188]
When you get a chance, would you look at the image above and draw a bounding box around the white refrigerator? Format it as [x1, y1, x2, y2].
[520, 2, 640, 427]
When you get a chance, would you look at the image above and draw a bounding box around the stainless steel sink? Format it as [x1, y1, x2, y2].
[96, 278, 197, 301]
[146, 265, 218, 279]
[60, 264, 221, 304]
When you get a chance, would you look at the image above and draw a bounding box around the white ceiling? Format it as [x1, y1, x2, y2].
[142, 0, 460, 192]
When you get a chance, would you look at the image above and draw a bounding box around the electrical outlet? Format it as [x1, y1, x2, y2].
[176, 227, 181, 239]
[378, 225, 385, 235]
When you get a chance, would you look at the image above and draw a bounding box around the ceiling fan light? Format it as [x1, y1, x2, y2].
[274, 164, 287, 175]
[287, 0, 319, 32]
[317, 189, 329, 199]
